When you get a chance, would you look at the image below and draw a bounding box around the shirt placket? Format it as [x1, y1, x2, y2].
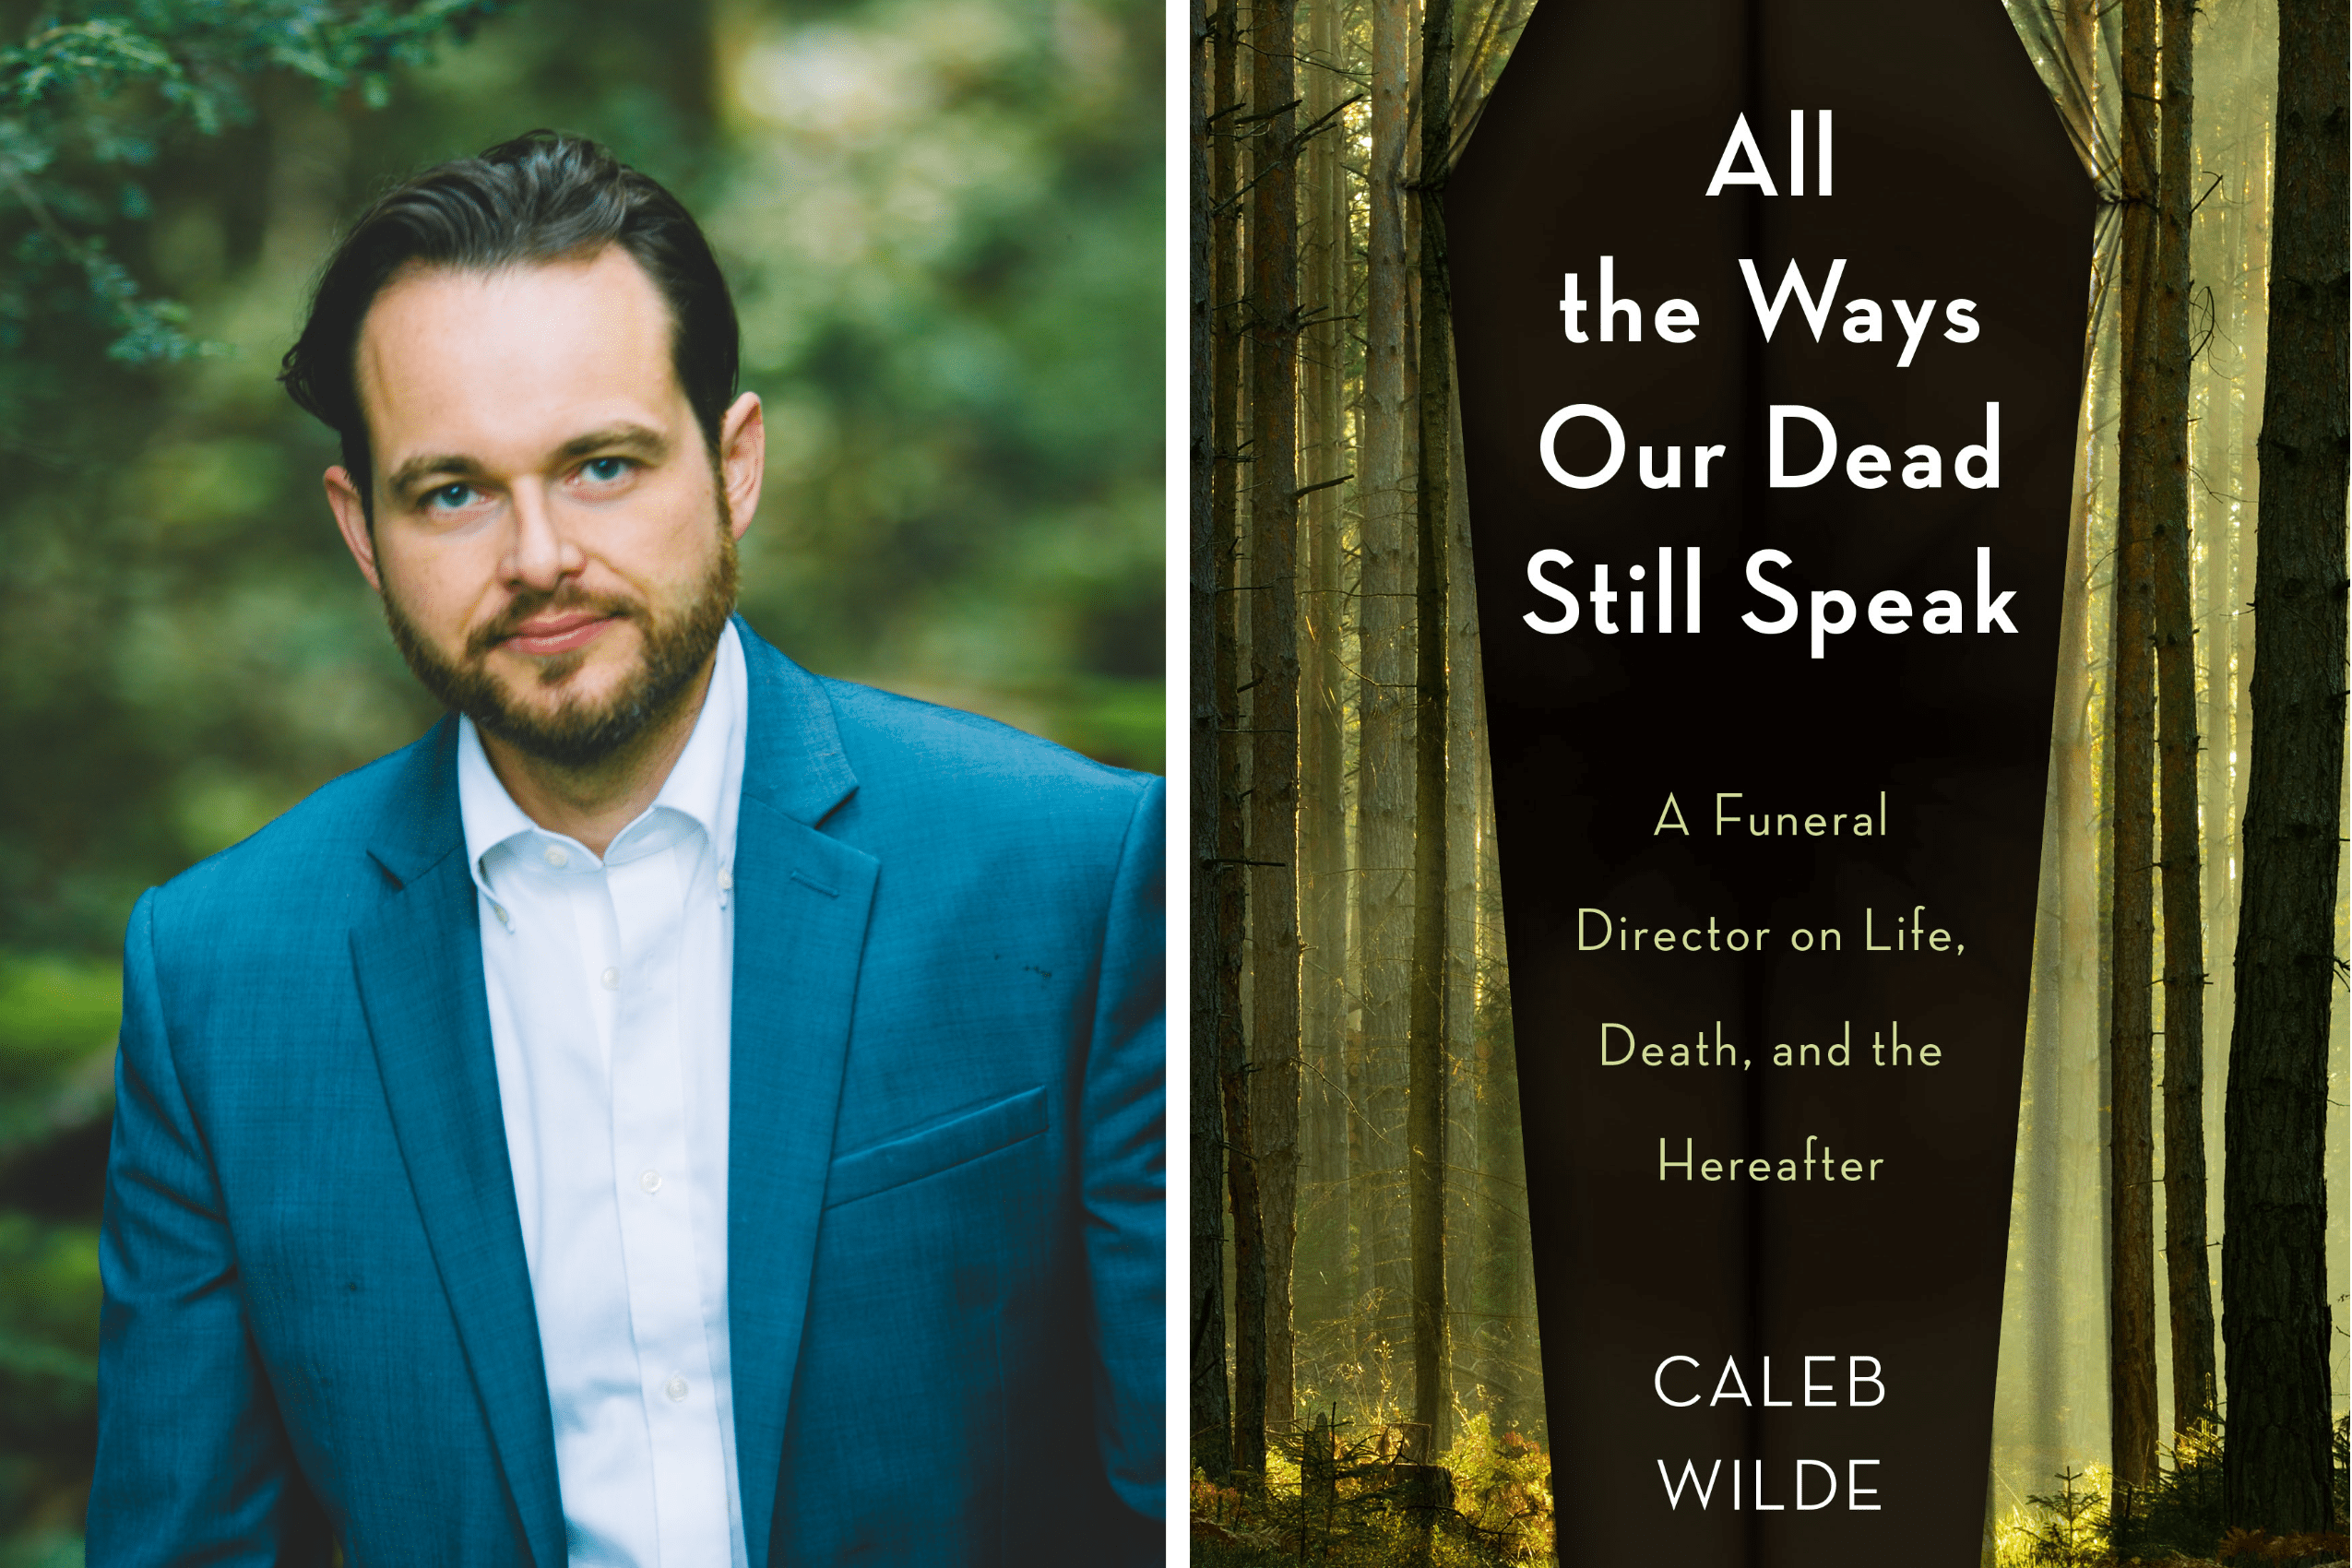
[602, 842, 731, 1564]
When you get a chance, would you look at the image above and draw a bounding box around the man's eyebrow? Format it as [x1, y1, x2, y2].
[555, 424, 672, 463]
[386, 453, 487, 499]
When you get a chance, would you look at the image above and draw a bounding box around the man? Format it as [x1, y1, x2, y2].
[88, 132, 1163, 1565]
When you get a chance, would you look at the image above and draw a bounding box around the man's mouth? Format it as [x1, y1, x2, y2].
[500, 612, 616, 658]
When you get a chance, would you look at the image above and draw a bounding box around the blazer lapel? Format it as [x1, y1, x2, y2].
[726, 624, 879, 1568]
[350, 721, 565, 1566]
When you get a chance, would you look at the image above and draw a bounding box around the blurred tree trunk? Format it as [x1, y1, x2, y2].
[1294, 0, 1354, 1394]
[1246, 0, 1302, 1441]
[2107, 0, 2160, 1493]
[1407, 0, 1452, 1450]
[1188, 0, 1233, 1483]
[1344, 1010, 1372, 1390]
[2146, 0, 2215, 1437]
[2191, 28, 2261, 1325]
[1442, 353, 1479, 1454]
[1359, 0, 1415, 1382]
[1221, 949, 1268, 1488]
[1471, 825, 1532, 1435]
[1212, 0, 1267, 1487]
[2223, 0, 2346, 1533]
[2200, 9, 2268, 1164]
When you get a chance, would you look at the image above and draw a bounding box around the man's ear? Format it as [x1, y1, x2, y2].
[718, 391, 766, 541]
[325, 467, 383, 594]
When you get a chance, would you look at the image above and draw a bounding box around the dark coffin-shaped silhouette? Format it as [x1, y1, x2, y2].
[1448, 3, 2092, 1562]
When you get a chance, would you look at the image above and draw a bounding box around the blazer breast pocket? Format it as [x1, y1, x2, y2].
[823, 1086, 1049, 1210]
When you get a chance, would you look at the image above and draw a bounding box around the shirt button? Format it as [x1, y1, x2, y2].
[665, 1376, 689, 1402]
[491, 904, 508, 925]
[719, 868, 734, 891]
[542, 845, 569, 868]
[639, 1169, 662, 1194]
[601, 968, 620, 991]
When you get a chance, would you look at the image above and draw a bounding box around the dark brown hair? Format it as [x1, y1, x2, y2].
[279, 130, 740, 514]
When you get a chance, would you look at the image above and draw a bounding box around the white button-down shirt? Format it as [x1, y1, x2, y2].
[458, 621, 750, 1568]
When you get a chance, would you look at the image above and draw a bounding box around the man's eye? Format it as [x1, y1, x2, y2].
[426, 483, 477, 511]
[581, 457, 632, 483]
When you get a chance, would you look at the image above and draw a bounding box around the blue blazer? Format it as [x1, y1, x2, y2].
[89, 622, 1164, 1565]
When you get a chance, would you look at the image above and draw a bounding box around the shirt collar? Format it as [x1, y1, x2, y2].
[457, 619, 748, 900]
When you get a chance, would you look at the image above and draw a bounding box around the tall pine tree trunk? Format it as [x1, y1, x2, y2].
[1470, 721, 1533, 1435]
[1357, 0, 1416, 1380]
[1212, 0, 1267, 1484]
[1294, 0, 1354, 1394]
[1442, 340, 1480, 1450]
[1246, 0, 1302, 1441]
[2147, 0, 2216, 1435]
[2107, 0, 2161, 1491]
[2222, 0, 2346, 1532]
[1407, 0, 1452, 1450]
[1189, 0, 1232, 1481]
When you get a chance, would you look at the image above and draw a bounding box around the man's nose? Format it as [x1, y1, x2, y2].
[503, 481, 584, 590]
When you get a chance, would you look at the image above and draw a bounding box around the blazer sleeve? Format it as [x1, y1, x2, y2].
[1078, 776, 1167, 1537]
[88, 887, 332, 1564]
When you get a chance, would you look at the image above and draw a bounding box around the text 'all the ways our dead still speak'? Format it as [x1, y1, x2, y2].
[1518, 112, 2029, 661]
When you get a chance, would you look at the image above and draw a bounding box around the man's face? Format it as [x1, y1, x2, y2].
[326, 246, 763, 768]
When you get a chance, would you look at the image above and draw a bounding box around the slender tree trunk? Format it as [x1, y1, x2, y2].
[2147, 0, 2217, 1436]
[1212, 0, 1268, 1486]
[2108, 0, 2160, 1492]
[1337, 59, 1373, 1382]
[2222, 0, 2346, 1532]
[1358, 0, 1415, 1385]
[1470, 737, 1533, 1436]
[1221, 1001, 1269, 1489]
[1442, 370, 1479, 1446]
[1343, 1001, 1372, 1408]
[1246, 0, 1302, 1443]
[1294, 0, 1353, 1398]
[1407, 0, 1452, 1451]
[2201, 30, 2268, 1166]
[1190, 0, 1233, 1482]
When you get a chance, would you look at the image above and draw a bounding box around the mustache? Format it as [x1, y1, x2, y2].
[465, 588, 641, 659]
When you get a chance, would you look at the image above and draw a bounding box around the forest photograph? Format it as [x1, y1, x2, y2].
[1187, 0, 2346, 1562]
[0, 0, 1160, 1555]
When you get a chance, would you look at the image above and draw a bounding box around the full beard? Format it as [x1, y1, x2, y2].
[383, 532, 739, 769]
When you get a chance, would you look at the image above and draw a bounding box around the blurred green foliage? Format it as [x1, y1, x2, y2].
[1, 0, 505, 364]
[0, 955, 113, 1545]
[714, 0, 1166, 753]
[0, 0, 1161, 1543]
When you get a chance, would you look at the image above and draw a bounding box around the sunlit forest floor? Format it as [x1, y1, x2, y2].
[1192, 1415, 1556, 1566]
[1981, 1422, 2349, 1568]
